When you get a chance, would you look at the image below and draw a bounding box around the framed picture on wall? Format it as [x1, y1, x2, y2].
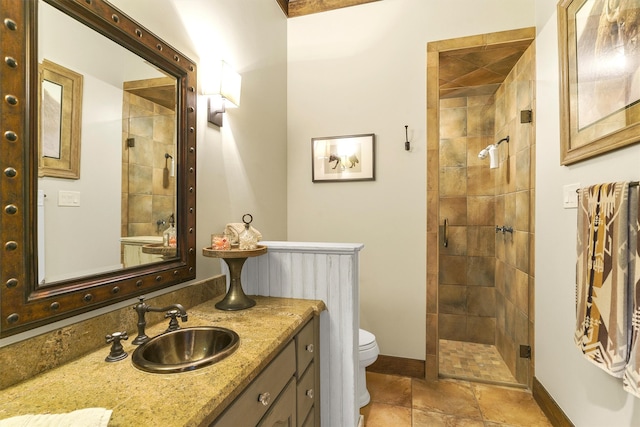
[38, 59, 83, 179]
[311, 133, 375, 182]
[558, 0, 640, 165]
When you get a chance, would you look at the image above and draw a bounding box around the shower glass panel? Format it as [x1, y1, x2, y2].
[438, 76, 534, 386]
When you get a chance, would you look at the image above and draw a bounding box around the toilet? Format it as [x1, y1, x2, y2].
[358, 328, 380, 408]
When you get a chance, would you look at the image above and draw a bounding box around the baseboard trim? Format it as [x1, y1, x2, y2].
[367, 354, 425, 378]
[532, 377, 573, 427]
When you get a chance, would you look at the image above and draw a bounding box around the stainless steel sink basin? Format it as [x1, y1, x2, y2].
[132, 326, 239, 373]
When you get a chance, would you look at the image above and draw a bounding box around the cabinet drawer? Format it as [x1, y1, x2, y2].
[296, 361, 315, 426]
[295, 318, 315, 378]
[212, 341, 296, 427]
[258, 378, 296, 427]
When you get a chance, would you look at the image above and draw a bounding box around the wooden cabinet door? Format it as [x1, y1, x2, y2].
[259, 379, 296, 427]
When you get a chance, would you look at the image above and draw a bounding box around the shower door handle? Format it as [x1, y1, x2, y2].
[443, 218, 448, 247]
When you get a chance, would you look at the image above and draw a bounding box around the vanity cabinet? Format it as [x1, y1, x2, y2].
[211, 316, 319, 427]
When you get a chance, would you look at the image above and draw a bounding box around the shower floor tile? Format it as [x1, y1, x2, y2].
[439, 339, 518, 385]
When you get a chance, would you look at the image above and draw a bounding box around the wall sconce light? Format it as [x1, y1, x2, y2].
[203, 61, 241, 127]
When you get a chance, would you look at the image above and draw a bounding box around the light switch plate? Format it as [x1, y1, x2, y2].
[563, 183, 580, 209]
[58, 190, 80, 207]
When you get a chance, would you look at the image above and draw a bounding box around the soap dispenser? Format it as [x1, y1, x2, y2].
[163, 214, 177, 248]
[239, 213, 258, 250]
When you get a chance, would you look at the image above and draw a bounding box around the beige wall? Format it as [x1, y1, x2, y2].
[536, 0, 640, 424]
[0, 0, 288, 347]
[287, 0, 536, 360]
[109, 0, 289, 281]
[11, 1, 640, 423]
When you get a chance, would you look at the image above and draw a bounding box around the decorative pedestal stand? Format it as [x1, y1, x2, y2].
[202, 245, 267, 310]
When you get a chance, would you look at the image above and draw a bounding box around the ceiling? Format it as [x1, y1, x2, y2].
[276, 0, 380, 17]
[438, 39, 533, 99]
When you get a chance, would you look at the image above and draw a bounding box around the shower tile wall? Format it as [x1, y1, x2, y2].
[121, 91, 176, 238]
[493, 43, 535, 386]
[437, 43, 535, 386]
[427, 28, 536, 385]
[438, 95, 497, 345]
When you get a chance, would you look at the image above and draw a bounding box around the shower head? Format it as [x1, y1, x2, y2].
[479, 136, 509, 159]
[478, 145, 493, 159]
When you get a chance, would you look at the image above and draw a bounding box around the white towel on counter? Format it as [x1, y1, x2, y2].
[0, 408, 112, 427]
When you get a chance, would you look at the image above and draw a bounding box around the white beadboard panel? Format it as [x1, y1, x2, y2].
[221, 241, 363, 427]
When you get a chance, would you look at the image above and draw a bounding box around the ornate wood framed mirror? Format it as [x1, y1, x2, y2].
[0, 0, 197, 337]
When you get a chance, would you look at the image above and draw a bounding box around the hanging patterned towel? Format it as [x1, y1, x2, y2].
[623, 185, 640, 397]
[575, 182, 635, 378]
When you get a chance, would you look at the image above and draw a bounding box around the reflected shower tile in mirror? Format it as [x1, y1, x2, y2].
[129, 164, 153, 195]
[128, 135, 154, 166]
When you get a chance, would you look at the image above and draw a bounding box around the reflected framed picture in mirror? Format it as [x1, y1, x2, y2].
[311, 133, 375, 182]
[38, 59, 82, 179]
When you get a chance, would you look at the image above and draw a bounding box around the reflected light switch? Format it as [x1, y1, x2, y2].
[563, 183, 579, 209]
[58, 190, 80, 207]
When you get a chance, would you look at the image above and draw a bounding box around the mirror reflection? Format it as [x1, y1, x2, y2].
[37, 1, 178, 286]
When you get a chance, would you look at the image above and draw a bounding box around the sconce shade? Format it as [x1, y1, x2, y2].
[204, 61, 241, 127]
[220, 62, 241, 108]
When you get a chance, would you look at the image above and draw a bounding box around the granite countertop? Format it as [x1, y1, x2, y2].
[0, 296, 326, 426]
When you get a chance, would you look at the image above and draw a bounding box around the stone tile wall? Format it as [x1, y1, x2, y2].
[438, 95, 497, 345]
[435, 40, 535, 387]
[121, 90, 176, 238]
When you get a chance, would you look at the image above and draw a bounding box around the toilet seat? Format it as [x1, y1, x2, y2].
[358, 328, 379, 408]
[359, 328, 379, 365]
[359, 329, 376, 348]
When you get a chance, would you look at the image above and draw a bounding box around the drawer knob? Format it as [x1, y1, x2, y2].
[306, 389, 314, 399]
[305, 344, 314, 353]
[258, 392, 271, 406]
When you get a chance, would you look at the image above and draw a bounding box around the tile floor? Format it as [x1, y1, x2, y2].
[439, 340, 518, 385]
[360, 372, 552, 427]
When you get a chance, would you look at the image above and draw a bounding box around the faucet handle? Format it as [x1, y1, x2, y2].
[105, 331, 128, 362]
[132, 296, 150, 345]
[165, 309, 187, 332]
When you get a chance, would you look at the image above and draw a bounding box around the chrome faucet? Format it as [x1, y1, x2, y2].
[132, 296, 188, 345]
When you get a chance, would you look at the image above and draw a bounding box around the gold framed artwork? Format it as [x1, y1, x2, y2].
[311, 133, 375, 182]
[558, 0, 640, 165]
[38, 59, 83, 179]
